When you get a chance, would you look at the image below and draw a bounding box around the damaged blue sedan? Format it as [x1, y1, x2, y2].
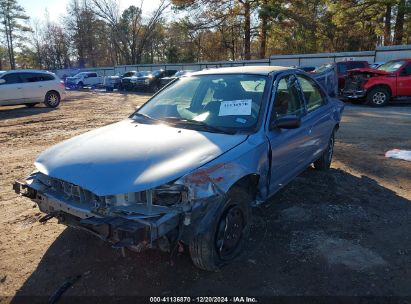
[14, 66, 344, 271]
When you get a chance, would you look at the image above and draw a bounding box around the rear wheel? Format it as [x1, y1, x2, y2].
[44, 91, 61, 108]
[366, 86, 390, 107]
[314, 131, 335, 170]
[189, 187, 251, 271]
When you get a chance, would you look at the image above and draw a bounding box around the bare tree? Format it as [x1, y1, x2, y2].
[0, 0, 30, 69]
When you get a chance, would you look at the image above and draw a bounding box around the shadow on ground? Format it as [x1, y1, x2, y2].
[11, 168, 411, 301]
[0, 107, 55, 120]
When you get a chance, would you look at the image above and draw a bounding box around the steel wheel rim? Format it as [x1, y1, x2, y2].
[215, 206, 244, 259]
[372, 92, 386, 104]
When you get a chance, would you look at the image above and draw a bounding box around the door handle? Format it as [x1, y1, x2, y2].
[17, 87, 22, 89]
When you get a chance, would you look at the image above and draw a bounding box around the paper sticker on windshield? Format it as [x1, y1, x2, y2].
[218, 99, 252, 116]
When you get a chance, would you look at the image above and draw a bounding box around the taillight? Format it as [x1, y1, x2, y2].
[60, 80, 65, 88]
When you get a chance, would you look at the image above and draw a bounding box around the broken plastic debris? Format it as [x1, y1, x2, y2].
[385, 149, 411, 162]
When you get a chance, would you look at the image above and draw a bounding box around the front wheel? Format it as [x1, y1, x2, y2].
[366, 87, 390, 107]
[44, 91, 61, 108]
[314, 131, 335, 170]
[189, 187, 251, 271]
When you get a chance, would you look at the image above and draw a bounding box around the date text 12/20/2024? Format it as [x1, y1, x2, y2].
[149, 297, 258, 303]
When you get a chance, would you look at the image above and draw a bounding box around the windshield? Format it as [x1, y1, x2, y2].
[174, 70, 190, 77]
[314, 64, 333, 73]
[134, 74, 267, 132]
[73, 73, 84, 78]
[378, 60, 405, 72]
[123, 71, 136, 77]
[137, 71, 151, 77]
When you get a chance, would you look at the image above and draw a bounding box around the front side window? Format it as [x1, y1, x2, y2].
[401, 63, 411, 76]
[297, 75, 325, 112]
[272, 75, 304, 120]
[136, 74, 267, 131]
[2, 73, 21, 84]
[88, 73, 97, 77]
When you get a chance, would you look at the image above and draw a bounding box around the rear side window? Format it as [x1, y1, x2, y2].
[20, 73, 55, 82]
[41, 73, 55, 81]
[337, 63, 347, 74]
[348, 62, 367, 69]
[2, 73, 22, 84]
[87, 73, 97, 77]
[296, 75, 325, 112]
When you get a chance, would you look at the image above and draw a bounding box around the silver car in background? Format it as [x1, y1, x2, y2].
[0, 70, 65, 108]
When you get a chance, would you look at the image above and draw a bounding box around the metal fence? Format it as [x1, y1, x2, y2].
[55, 44, 411, 78]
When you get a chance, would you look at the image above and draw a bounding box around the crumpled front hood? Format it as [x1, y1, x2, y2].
[35, 119, 247, 196]
[348, 68, 391, 76]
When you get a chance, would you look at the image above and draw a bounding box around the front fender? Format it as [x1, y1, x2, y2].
[175, 134, 270, 202]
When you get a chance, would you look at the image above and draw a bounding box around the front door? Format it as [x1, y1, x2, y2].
[266, 74, 311, 195]
[397, 63, 411, 97]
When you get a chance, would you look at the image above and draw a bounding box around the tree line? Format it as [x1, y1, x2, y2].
[0, 0, 410, 71]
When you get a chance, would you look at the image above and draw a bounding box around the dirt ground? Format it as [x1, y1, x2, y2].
[0, 91, 410, 301]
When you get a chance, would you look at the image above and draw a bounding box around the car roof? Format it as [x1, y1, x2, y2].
[4, 69, 54, 74]
[191, 65, 293, 76]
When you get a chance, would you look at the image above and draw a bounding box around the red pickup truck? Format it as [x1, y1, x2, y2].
[342, 59, 411, 106]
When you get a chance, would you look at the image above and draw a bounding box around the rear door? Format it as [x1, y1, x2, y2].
[397, 62, 411, 96]
[267, 73, 311, 194]
[296, 74, 334, 160]
[0, 73, 24, 105]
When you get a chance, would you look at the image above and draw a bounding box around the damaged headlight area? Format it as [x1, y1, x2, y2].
[30, 172, 189, 209]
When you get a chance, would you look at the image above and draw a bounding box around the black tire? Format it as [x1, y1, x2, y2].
[25, 103, 38, 108]
[106, 87, 113, 92]
[314, 131, 335, 170]
[78, 81, 84, 89]
[366, 86, 390, 107]
[189, 187, 252, 271]
[151, 83, 160, 93]
[44, 91, 61, 108]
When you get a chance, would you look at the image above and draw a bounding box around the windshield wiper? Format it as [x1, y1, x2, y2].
[161, 117, 236, 134]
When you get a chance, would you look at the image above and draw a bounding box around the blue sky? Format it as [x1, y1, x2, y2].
[19, 0, 164, 22]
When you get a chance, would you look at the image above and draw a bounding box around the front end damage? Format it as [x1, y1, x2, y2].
[342, 68, 390, 99]
[13, 170, 228, 253]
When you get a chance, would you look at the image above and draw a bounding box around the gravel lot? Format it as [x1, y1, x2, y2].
[0, 91, 410, 299]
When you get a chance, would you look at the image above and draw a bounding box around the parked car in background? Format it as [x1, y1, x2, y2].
[0, 70, 64, 108]
[65, 72, 102, 88]
[14, 66, 343, 271]
[160, 70, 194, 87]
[343, 59, 411, 106]
[121, 71, 149, 91]
[315, 61, 369, 92]
[369, 62, 385, 69]
[293, 66, 316, 72]
[133, 69, 177, 92]
[104, 71, 138, 91]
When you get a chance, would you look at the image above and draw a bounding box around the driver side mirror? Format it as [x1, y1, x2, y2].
[0, 79, 5, 84]
[271, 116, 301, 130]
